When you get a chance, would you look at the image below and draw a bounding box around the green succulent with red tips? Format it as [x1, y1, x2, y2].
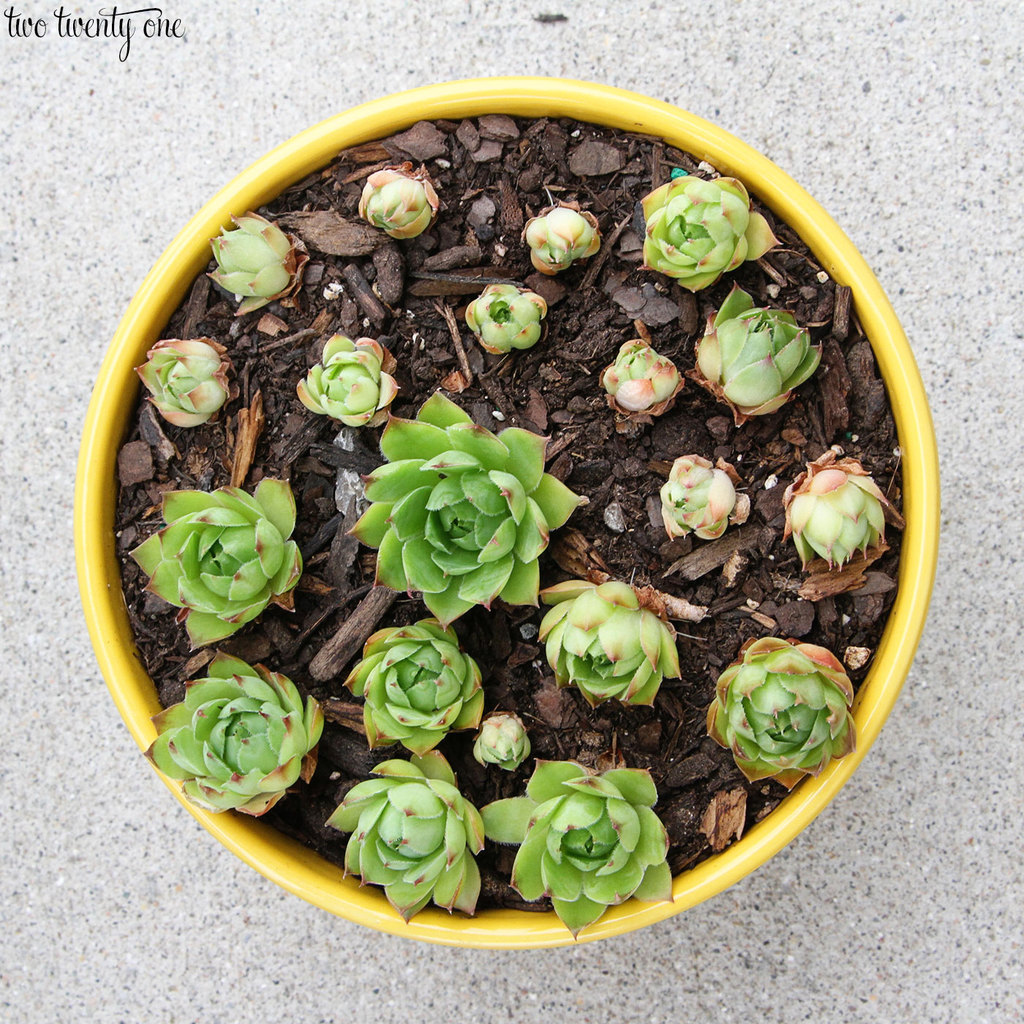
[707, 636, 856, 789]
[465, 284, 548, 355]
[694, 284, 821, 424]
[481, 761, 672, 937]
[136, 337, 232, 428]
[129, 479, 303, 648]
[297, 334, 399, 427]
[326, 751, 485, 921]
[344, 618, 483, 755]
[538, 580, 681, 708]
[783, 451, 891, 569]
[208, 211, 308, 315]
[522, 202, 601, 275]
[473, 712, 531, 771]
[641, 175, 777, 291]
[351, 392, 585, 626]
[145, 653, 323, 816]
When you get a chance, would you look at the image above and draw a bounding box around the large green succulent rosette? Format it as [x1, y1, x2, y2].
[641, 176, 777, 291]
[539, 580, 681, 708]
[327, 751, 485, 921]
[146, 653, 323, 816]
[352, 392, 585, 626]
[481, 761, 673, 937]
[707, 636, 856, 789]
[344, 618, 483, 755]
[129, 479, 303, 648]
[695, 284, 820, 424]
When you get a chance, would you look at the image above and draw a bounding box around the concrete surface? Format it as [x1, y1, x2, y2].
[1, 1, 1020, 1021]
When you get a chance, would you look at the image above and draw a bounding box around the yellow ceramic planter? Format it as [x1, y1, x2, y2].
[75, 78, 939, 948]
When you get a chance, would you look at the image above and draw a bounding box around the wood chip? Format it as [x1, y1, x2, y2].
[342, 263, 387, 326]
[569, 139, 625, 177]
[138, 404, 178, 462]
[181, 274, 210, 340]
[308, 586, 399, 682]
[277, 211, 382, 257]
[440, 368, 472, 393]
[118, 440, 154, 486]
[700, 788, 747, 852]
[819, 337, 852, 441]
[371, 241, 405, 306]
[421, 245, 483, 272]
[230, 389, 264, 487]
[256, 313, 288, 336]
[320, 698, 367, 734]
[336, 141, 391, 164]
[832, 284, 852, 341]
[181, 649, 216, 678]
[478, 114, 520, 141]
[662, 525, 762, 581]
[383, 121, 448, 161]
[797, 541, 890, 601]
[549, 528, 610, 579]
[408, 267, 519, 297]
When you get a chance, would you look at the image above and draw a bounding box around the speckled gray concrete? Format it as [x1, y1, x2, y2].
[1, 2, 1020, 1021]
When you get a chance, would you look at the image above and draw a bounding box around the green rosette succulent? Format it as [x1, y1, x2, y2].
[344, 618, 484, 755]
[707, 636, 856, 789]
[660, 454, 737, 541]
[351, 392, 585, 626]
[358, 163, 440, 240]
[465, 284, 548, 355]
[297, 334, 399, 427]
[783, 452, 890, 568]
[326, 750, 485, 921]
[481, 761, 673, 937]
[538, 581, 681, 708]
[146, 652, 323, 816]
[209, 211, 307, 315]
[641, 175, 778, 290]
[522, 202, 601, 275]
[473, 712, 531, 772]
[136, 338, 232, 428]
[600, 339, 682, 417]
[129, 479, 303, 648]
[695, 284, 821, 424]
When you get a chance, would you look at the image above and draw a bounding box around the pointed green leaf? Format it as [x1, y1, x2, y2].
[417, 391, 474, 429]
[531, 473, 584, 530]
[481, 797, 536, 845]
[380, 417, 450, 462]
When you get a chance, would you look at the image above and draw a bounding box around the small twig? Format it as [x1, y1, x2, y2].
[433, 300, 474, 385]
[230, 389, 264, 487]
[259, 326, 319, 353]
[581, 212, 632, 291]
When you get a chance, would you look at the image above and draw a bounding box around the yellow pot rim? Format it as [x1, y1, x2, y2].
[75, 77, 940, 949]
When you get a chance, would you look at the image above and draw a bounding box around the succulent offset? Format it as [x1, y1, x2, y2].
[660, 455, 737, 541]
[641, 175, 777, 290]
[327, 751, 485, 921]
[359, 163, 439, 239]
[522, 202, 601, 275]
[136, 338, 232, 428]
[344, 618, 484, 755]
[146, 653, 323, 816]
[707, 637, 856, 789]
[352, 392, 585, 626]
[465, 284, 548, 354]
[694, 284, 821, 424]
[473, 712, 531, 772]
[209, 211, 307, 315]
[784, 451, 890, 568]
[601, 338, 682, 417]
[539, 580, 681, 708]
[296, 334, 399, 427]
[481, 760, 673, 937]
[129, 479, 303, 648]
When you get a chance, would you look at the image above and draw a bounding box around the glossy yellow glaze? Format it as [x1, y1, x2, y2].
[75, 78, 940, 948]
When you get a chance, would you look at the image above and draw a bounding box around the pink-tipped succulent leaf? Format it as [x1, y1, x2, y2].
[480, 760, 673, 937]
[641, 175, 777, 291]
[473, 712, 531, 771]
[706, 636, 856, 789]
[359, 163, 439, 240]
[522, 202, 601, 275]
[344, 618, 484, 756]
[465, 284, 548, 354]
[136, 338, 232, 427]
[146, 653, 323, 816]
[129, 479, 303, 648]
[783, 450, 892, 569]
[538, 580, 681, 708]
[601, 339, 683, 418]
[693, 284, 820, 425]
[208, 211, 308, 316]
[326, 751, 485, 921]
[660, 455, 739, 540]
[296, 334, 399, 427]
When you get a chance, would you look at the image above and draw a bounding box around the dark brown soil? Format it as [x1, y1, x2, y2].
[114, 115, 902, 911]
